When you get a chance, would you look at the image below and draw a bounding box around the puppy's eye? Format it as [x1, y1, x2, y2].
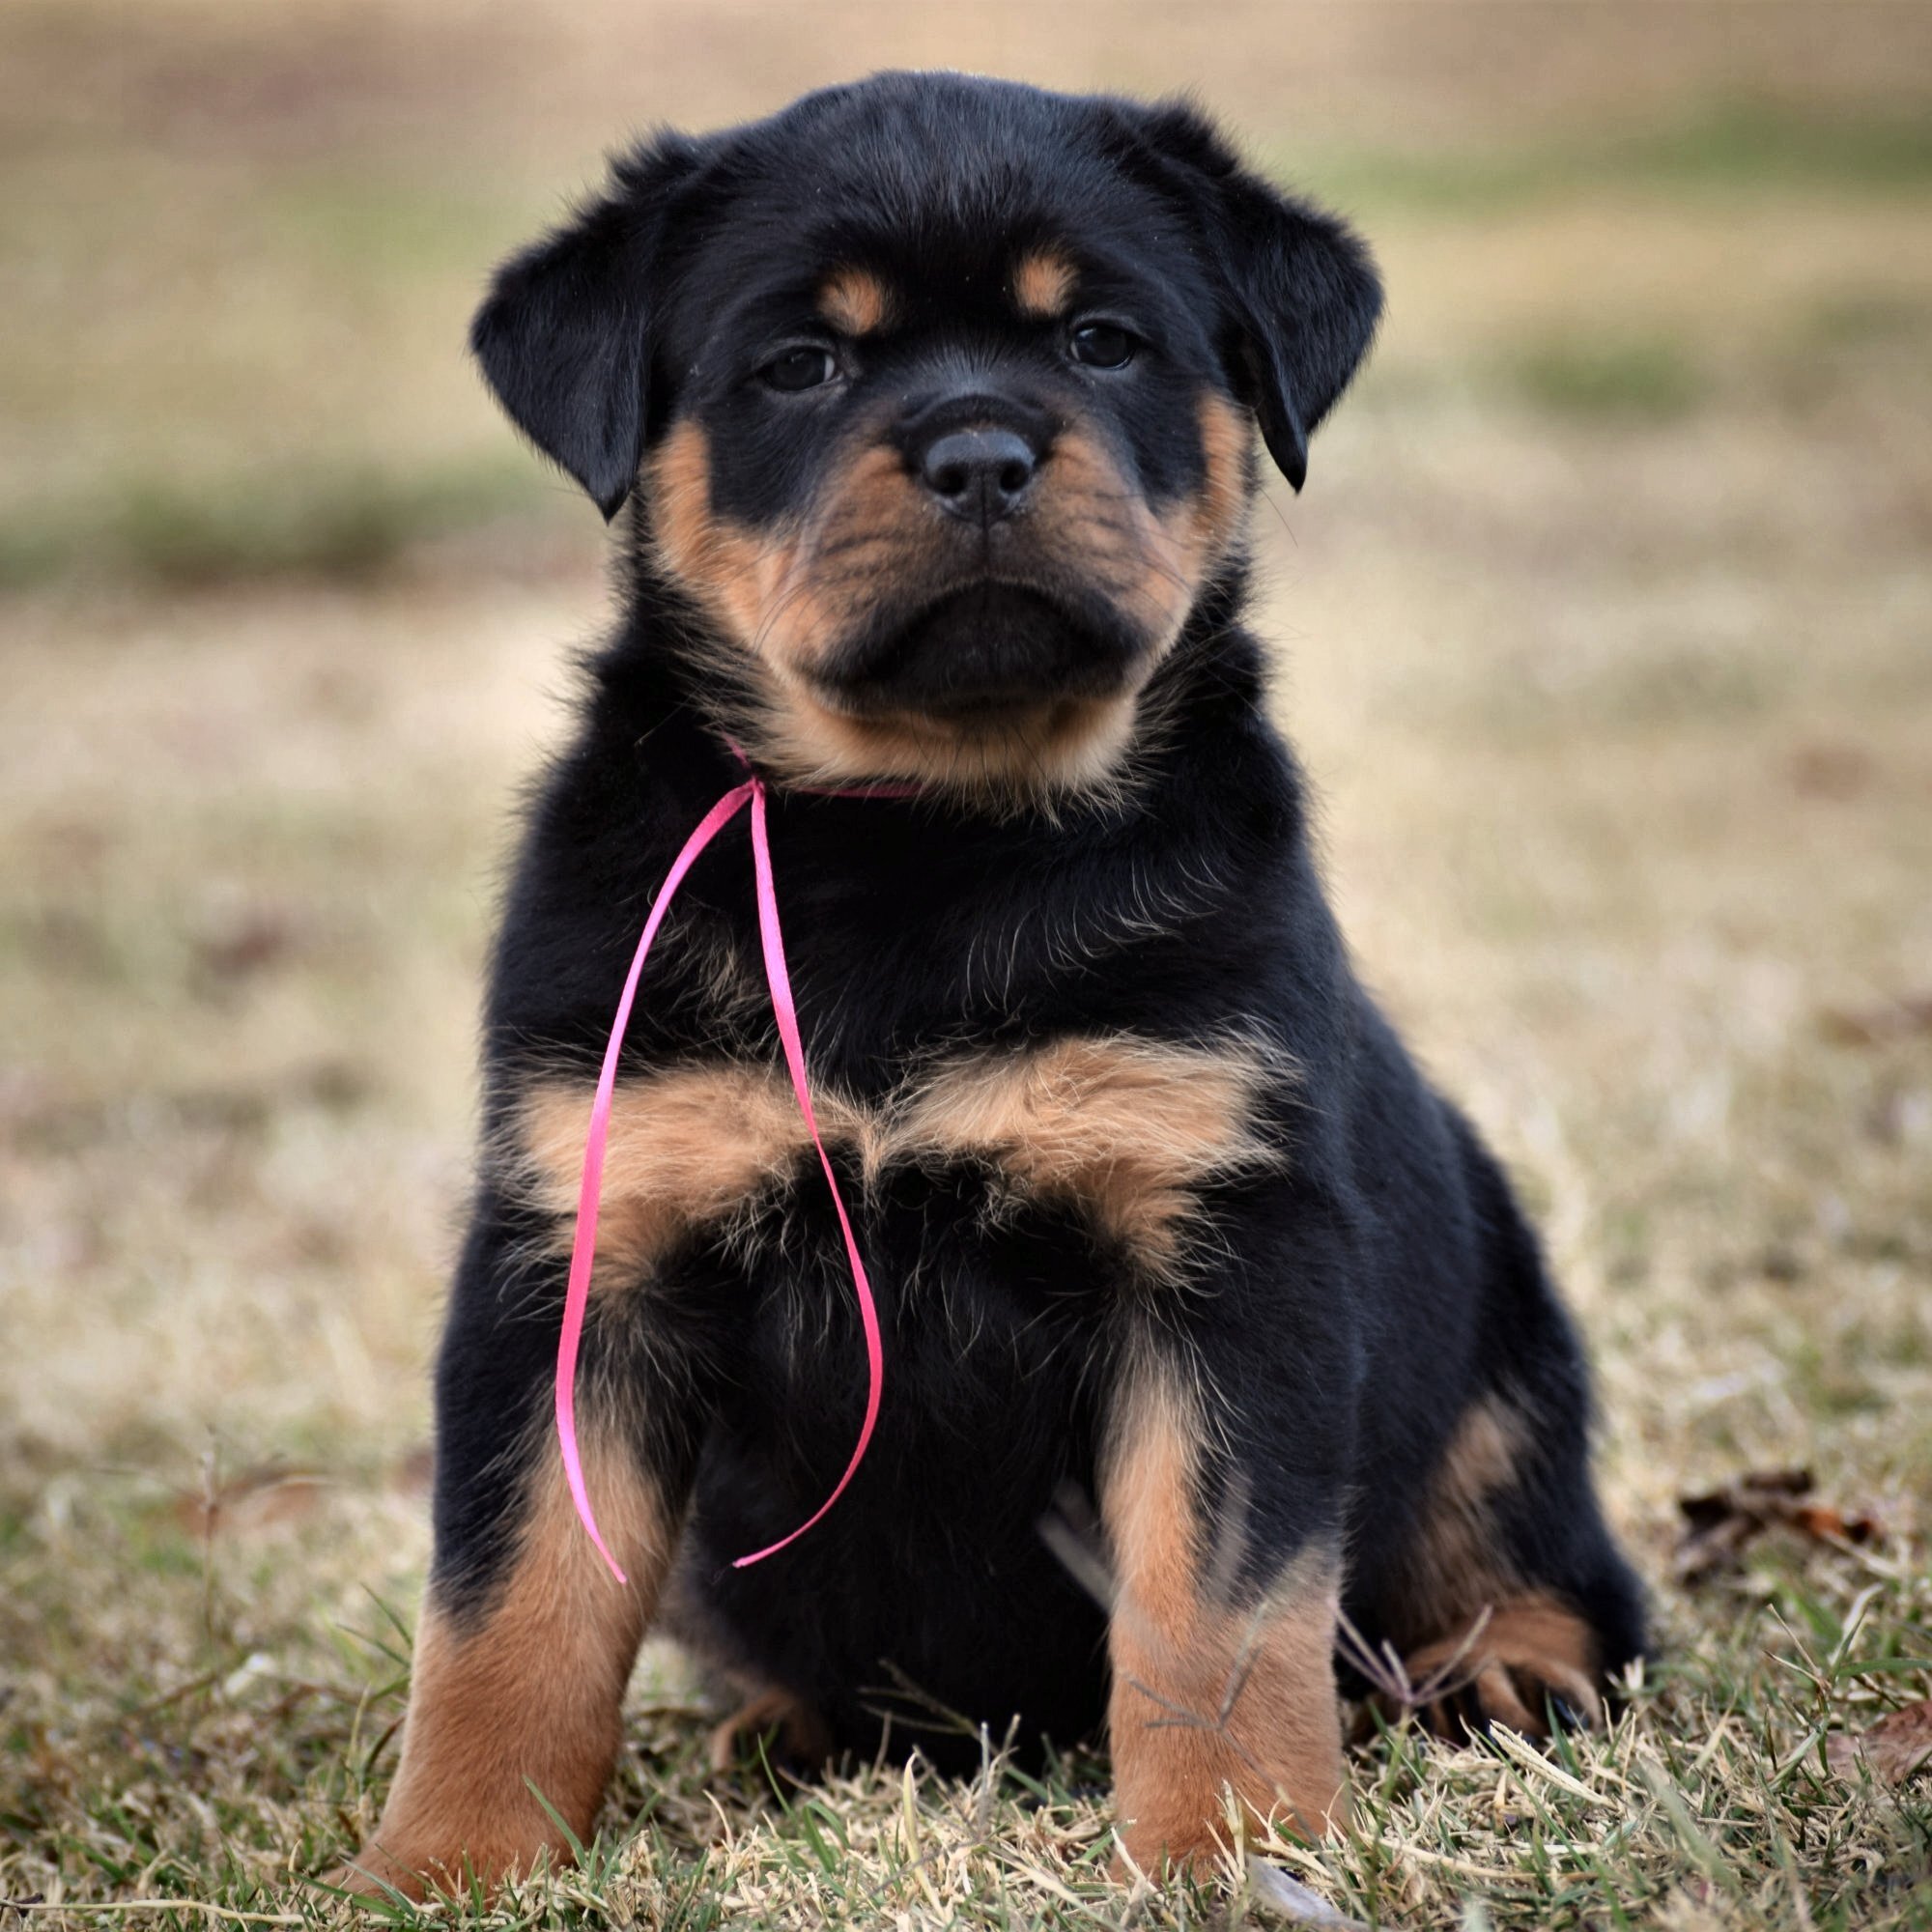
[762, 347, 839, 392]
[1069, 322, 1136, 370]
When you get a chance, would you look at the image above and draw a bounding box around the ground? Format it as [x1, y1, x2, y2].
[3, 4, 1931, 1927]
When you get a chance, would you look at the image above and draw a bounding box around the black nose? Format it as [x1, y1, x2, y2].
[918, 426, 1038, 523]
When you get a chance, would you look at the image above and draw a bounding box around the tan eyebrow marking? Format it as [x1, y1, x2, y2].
[817, 266, 893, 336]
[1011, 247, 1078, 320]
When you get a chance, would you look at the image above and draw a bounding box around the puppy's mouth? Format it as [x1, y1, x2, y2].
[809, 582, 1150, 727]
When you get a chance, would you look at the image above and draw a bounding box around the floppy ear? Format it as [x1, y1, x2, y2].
[1128, 104, 1383, 492]
[1212, 174, 1382, 492]
[469, 139, 700, 520]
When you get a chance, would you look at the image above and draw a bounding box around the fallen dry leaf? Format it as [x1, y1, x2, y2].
[172, 1464, 328, 1536]
[1820, 992, 1932, 1047]
[191, 901, 303, 984]
[1674, 1469, 1882, 1583]
[1787, 740, 1876, 800]
[1826, 1699, 1932, 1786]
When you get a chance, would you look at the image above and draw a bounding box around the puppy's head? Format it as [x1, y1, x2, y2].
[473, 74, 1380, 800]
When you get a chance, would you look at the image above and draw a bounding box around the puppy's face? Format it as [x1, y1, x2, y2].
[474, 76, 1382, 799]
[643, 230, 1251, 794]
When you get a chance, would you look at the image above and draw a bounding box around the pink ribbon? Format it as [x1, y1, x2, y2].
[555, 760, 908, 1582]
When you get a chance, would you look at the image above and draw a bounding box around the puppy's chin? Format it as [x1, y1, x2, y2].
[810, 582, 1152, 728]
[717, 582, 1165, 804]
[743, 670, 1147, 806]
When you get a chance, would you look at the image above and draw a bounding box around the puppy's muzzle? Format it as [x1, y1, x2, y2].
[815, 387, 1149, 724]
[818, 582, 1145, 723]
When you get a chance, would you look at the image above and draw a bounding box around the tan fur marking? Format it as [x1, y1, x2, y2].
[1011, 247, 1078, 319]
[1394, 1395, 1529, 1642]
[333, 1435, 669, 1898]
[748, 688, 1148, 806]
[740, 418, 1230, 803]
[1041, 425, 1195, 649]
[1440, 1398, 1525, 1505]
[648, 421, 842, 678]
[515, 1066, 859, 1286]
[1378, 1398, 1607, 1734]
[515, 1037, 1276, 1286]
[1137, 392, 1250, 635]
[1191, 390, 1253, 560]
[722, 422, 1154, 802]
[1103, 1370, 1348, 1873]
[818, 266, 892, 336]
[649, 423, 918, 692]
[898, 1036, 1283, 1272]
[705, 1685, 833, 1774]
[1403, 1591, 1605, 1738]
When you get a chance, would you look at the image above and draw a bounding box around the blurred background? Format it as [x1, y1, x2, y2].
[3, 0, 1930, 1907]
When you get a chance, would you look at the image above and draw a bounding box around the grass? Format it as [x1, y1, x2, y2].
[0, 460, 551, 591]
[1281, 99, 1932, 216]
[4, 3, 1932, 1925]
[1503, 337, 1710, 423]
[4, 1520, 1930, 1926]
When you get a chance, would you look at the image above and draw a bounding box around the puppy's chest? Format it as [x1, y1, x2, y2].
[507, 1032, 1286, 1291]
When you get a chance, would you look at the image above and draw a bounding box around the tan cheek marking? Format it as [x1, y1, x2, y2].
[1191, 390, 1252, 559]
[1035, 426, 1202, 655]
[647, 419, 795, 653]
[1136, 391, 1252, 636]
[650, 419, 917, 687]
[1103, 1369, 1348, 1872]
[652, 411, 1167, 805]
[1012, 247, 1077, 319]
[788, 439, 929, 653]
[647, 421, 848, 676]
[896, 1035, 1284, 1273]
[515, 1066, 857, 1286]
[818, 266, 892, 337]
[338, 1435, 668, 1897]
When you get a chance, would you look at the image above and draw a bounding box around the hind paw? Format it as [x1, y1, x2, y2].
[1396, 1593, 1604, 1740]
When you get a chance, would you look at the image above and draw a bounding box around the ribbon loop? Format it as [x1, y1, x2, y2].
[554, 768, 887, 1581]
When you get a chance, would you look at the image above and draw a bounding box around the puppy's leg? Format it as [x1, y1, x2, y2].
[332, 1193, 711, 1898]
[1102, 1346, 1349, 1877]
[1375, 1389, 1645, 1743]
[1358, 1127, 1645, 1740]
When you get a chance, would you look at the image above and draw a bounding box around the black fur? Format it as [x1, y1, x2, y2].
[432, 71, 1642, 1785]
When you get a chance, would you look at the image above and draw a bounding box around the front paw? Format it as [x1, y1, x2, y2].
[318, 1843, 433, 1904]
[317, 1836, 563, 1906]
[1110, 1817, 1230, 1885]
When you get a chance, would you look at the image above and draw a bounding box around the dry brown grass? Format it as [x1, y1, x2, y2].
[4, 4, 1931, 1925]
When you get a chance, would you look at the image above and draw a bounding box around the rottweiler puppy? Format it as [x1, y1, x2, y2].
[335, 71, 1644, 1897]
